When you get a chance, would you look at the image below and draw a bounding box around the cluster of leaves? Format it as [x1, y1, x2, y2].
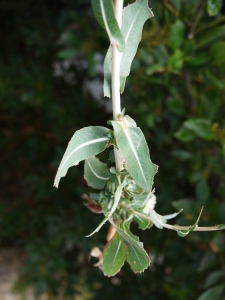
[1, 0, 225, 299]
[53, 0, 225, 277]
[54, 113, 157, 275]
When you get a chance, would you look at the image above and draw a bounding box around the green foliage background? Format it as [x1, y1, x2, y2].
[1, 0, 225, 299]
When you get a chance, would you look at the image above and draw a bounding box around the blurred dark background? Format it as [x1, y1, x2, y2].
[1, 0, 225, 299]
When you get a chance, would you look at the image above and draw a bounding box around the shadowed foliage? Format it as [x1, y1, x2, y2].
[1, 0, 225, 299]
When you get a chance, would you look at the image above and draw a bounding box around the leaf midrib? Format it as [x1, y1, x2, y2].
[123, 127, 148, 188]
[87, 159, 109, 181]
[61, 137, 109, 170]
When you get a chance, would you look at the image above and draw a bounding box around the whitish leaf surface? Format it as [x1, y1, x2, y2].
[86, 182, 123, 237]
[149, 210, 167, 229]
[103, 232, 127, 277]
[104, 0, 153, 97]
[111, 115, 158, 192]
[113, 222, 150, 273]
[149, 209, 182, 229]
[84, 156, 110, 189]
[54, 126, 110, 187]
[91, 0, 125, 52]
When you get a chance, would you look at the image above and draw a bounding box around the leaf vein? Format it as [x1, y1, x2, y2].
[87, 159, 109, 181]
[61, 137, 108, 170]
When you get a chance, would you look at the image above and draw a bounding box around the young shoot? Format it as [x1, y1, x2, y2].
[54, 0, 225, 276]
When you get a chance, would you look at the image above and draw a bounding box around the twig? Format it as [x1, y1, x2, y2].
[112, 0, 124, 170]
[125, 207, 224, 232]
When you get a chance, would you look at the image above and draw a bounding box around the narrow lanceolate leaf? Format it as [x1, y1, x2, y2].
[176, 208, 204, 237]
[103, 232, 127, 277]
[190, 207, 204, 231]
[84, 156, 110, 189]
[86, 182, 123, 237]
[104, 0, 153, 97]
[91, 0, 125, 52]
[111, 115, 158, 192]
[112, 222, 150, 273]
[54, 127, 110, 188]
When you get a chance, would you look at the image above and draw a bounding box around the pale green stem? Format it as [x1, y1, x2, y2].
[125, 208, 223, 232]
[112, 0, 124, 170]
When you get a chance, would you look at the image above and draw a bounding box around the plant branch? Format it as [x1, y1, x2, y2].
[112, 0, 124, 170]
[112, 0, 123, 119]
[128, 209, 224, 232]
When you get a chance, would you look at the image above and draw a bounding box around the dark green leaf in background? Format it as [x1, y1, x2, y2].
[207, 0, 223, 16]
[203, 271, 225, 289]
[210, 42, 225, 65]
[175, 118, 214, 142]
[198, 283, 225, 300]
[168, 20, 185, 51]
[196, 178, 210, 205]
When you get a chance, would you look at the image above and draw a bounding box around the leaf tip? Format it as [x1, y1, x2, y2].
[53, 178, 59, 188]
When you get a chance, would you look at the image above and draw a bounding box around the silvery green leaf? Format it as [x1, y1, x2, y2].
[103, 232, 127, 277]
[84, 156, 110, 189]
[142, 194, 156, 214]
[86, 181, 123, 237]
[111, 221, 150, 273]
[54, 126, 110, 188]
[91, 0, 125, 52]
[111, 115, 158, 192]
[149, 209, 182, 229]
[149, 210, 167, 229]
[104, 0, 153, 97]
[163, 209, 183, 220]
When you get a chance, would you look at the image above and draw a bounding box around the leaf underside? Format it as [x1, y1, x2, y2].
[207, 0, 222, 16]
